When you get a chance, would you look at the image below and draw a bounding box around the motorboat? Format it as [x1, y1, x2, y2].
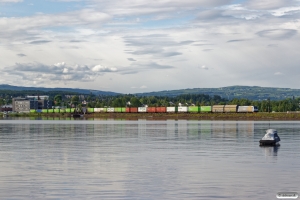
[259, 129, 280, 146]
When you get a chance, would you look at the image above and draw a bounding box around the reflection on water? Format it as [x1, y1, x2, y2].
[260, 146, 280, 157]
[0, 119, 299, 199]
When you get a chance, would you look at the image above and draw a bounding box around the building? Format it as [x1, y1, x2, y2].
[26, 96, 53, 109]
[12, 96, 53, 112]
[1, 104, 12, 112]
[12, 98, 30, 113]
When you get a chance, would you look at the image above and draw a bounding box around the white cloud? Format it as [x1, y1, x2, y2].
[0, 9, 111, 33]
[245, 0, 295, 10]
[92, 65, 117, 72]
[201, 65, 208, 70]
[270, 6, 300, 16]
[274, 72, 283, 75]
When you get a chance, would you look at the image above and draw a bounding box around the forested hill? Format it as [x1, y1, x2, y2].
[135, 86, 300, 100]
[1, 84, 300, 101]
[0, 84, 120, 96]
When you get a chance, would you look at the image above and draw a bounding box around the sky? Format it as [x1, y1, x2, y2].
[0, 0, 300, 93]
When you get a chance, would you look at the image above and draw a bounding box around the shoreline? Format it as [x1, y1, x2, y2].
[3, 112, 300, 120]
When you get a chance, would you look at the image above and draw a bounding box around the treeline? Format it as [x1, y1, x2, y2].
[1, 90, 300, 112]
[55, 94, 300, 112]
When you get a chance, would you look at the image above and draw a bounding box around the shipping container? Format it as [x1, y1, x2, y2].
[178, 106, 188, 112]
[107, 108, 115, 112]
[156, 107, 166, 113]
[65, 108, 71, 113]
[87, 108, 94, 113]
[36, 109, 42, 113]
[129, 107, 138, 113]
[200, 106, 212, 112]
[60, 109, 66, 113]
[114, 107, 125, 112]
[188, 106, 199, 113]
[42, 109, 48, 113]
[167, 107, 176, 113]
[224, 105, 238, 113]
[30, 109, 36, 113]
[147, 107, 156, 113]
[47, 109, 54, 113]
[54, 109, 60, 113]
[237, 106, 254, 113]
[212, 105, 224, 113]
[94, 108, 107, 112]
[138, 107, 147, 112]
[70, 108, 75, 113]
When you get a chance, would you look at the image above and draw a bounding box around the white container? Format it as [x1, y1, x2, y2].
[167, 107, 176, 113]
[138, 107, 147, 112]
[178, 106, 188, 112]
[107, 108, 115, 112]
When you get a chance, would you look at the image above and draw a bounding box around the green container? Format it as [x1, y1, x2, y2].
[200, 106, 212, 112]
[30, 109, 36, 113]
[65, 108, 71, 113]
[54, 109, 60, 113]
[60, 109, 66, 113]
[188, 106, 199, 113]
[42, 109, 48, 113]
[87, 108, 94, 113]
[70, 108, 75, 113]
[47, 109, 54, 113]
[114, 107, 122, 112]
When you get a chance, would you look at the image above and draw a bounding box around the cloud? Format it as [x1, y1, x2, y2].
[124, 35, 193, 58]
[227, 39, 247, 43]
[29, 40, 51, 44]
[92, 65, 117, 72]
[0, 9, 111, 34]
[270, 6, 300, 16]
[245, 0, 295, 10]
[17, 53, 26, 57]
[2, 62, 118, 84]
[256, 29, 297, 39]
[274, 72, 283, 75]
[118, 62, 175, 74]
[201, 65, 209, 70]
[127, 58, 136, 61]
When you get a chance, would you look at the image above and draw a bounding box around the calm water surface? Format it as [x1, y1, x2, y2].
[0, 119, 299, 199]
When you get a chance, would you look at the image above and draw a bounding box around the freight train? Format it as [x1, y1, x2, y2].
[30, 105, 258, 113]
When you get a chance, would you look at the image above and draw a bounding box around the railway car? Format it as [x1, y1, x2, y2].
[212, 105, 224, 113]
[224, 105, 238, 113]
[178, 106, 188, 113]
[167, 107, 177, 112]
[237, 106, 258, 113]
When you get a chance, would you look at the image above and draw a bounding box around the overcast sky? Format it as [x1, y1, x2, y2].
[1, 0, 300, 93]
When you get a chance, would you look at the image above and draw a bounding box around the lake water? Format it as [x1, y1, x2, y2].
[0, 119, 299, 199]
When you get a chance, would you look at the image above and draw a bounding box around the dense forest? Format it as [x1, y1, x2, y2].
[1, 90, 299, 112]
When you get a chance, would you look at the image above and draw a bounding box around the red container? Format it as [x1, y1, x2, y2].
[147, 107, 156, 113]
[129, 107, 138, 113]
[156, 107, 166, 113]
[126, 108, 130, 112]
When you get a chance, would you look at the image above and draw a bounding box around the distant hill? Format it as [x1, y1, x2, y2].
[1, 84, 300, 100]
[0, 84, 120, 96]
[135, 86, 300, 100]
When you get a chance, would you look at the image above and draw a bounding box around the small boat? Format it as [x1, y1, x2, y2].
[259, 129, 280, 146]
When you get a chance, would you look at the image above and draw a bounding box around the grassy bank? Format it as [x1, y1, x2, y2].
[3, 112, 300, 120]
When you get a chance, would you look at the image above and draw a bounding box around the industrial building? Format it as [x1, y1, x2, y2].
[12, 96, 53, 112]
